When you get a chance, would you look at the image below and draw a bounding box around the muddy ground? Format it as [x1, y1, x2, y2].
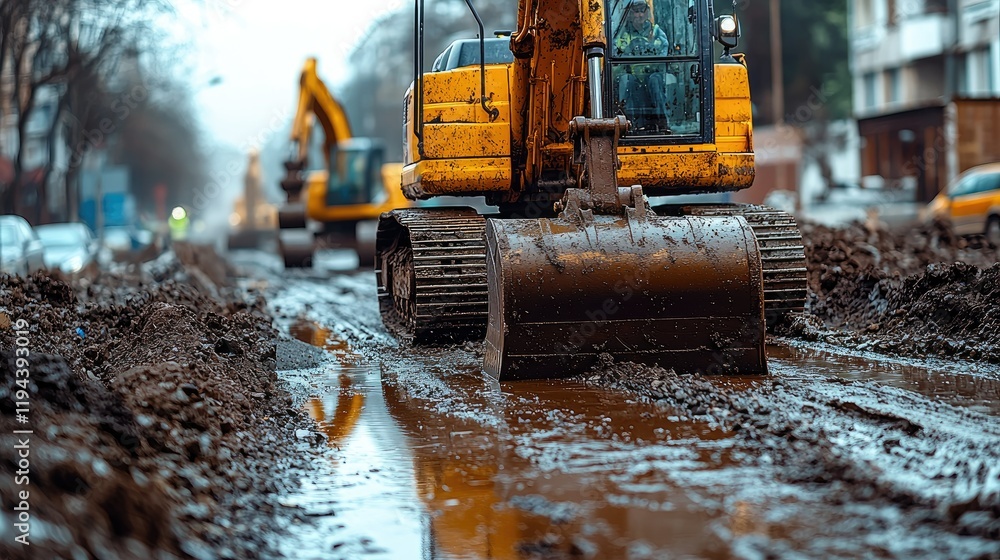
[0, 246, 324, 559]
[0, 219, 997, 559]
[782, 220, 1000, 363]
[263, 257, 1000, 558]
[580, 358, 1000, 545]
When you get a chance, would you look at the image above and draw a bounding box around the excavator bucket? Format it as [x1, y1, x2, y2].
[483, 116, 767, 381]
[484, 213, 767, 380]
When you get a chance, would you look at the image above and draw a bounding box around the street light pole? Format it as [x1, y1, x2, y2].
[770, 0, 785, 124]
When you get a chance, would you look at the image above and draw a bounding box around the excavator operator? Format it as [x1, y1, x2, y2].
[613, 0, 673, 133]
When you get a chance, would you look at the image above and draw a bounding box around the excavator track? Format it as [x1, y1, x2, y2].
[376, 208, 488, 342]
[655, 203, 808, 324]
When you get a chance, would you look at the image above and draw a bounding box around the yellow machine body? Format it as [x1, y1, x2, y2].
[303, 163, 410, 223]
[377, 0, 807, 379]
[400, 3, 754, 200]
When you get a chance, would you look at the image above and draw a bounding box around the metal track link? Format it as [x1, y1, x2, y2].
[376, 208, 488, 342]
[680, 204, 808, 324]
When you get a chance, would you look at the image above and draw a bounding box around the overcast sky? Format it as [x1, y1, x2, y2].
[185, 0, 405, 151]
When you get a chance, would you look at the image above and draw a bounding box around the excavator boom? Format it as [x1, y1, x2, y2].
[288, 58, 354, 167]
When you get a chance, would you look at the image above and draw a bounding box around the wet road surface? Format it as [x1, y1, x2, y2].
[248, 256, 1000, 559]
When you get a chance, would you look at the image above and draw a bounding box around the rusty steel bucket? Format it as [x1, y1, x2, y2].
[483, 213, 767, 380]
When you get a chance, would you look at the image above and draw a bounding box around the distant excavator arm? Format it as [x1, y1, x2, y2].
[288, 57, 355, 167]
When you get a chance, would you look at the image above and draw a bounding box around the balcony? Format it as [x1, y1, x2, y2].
[853, 12, 952, 71]
[899, 12, 951, 60]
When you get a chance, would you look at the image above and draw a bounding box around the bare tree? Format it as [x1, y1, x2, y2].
[0, 0, 172, 222]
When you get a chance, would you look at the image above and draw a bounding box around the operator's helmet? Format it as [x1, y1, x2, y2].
[624, 0, 652, 26]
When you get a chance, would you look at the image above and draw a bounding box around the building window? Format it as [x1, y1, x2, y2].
[925, 0, 947, 13]
[887, 68, 901, 103]
[961, 48, 994, 96]
[864, 72, 878, 109]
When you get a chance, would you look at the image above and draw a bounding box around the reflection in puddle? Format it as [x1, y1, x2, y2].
[770, 343, 1000, 415]
[379, 370, 747, 559]
[283, 326, 783, 559]
[289, 319, 359, 364]
[280, 327, 999, 558]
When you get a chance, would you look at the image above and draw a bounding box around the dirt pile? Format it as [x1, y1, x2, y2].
[0, 246, 312, 559]
[783, 220, 1000, 363]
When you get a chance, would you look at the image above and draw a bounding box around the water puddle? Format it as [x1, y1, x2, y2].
[280, 328, 839, 558]
[770, 342, 1000, 415]
[275, 319, 998, 558]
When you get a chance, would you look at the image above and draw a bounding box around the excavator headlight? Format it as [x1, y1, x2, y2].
[719, 16, 737, 35]
[715, 15, 740, 50]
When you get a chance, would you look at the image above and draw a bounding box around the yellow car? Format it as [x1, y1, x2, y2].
[926, 163, 1000, 245]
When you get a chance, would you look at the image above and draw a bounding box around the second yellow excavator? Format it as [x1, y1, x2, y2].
[278, 58, 411, 268]
[377, 0, 808, 380]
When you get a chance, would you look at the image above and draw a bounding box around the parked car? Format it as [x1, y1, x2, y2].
[35, 222, 99, 274]
[0, 215, 47, 276]
[926, 163, 1000, 244]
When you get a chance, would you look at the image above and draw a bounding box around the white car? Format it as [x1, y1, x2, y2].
[0, 215, 47, 276]
[36, 222, 99, 274]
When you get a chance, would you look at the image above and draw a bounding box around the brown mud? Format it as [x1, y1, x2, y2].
[266, 270, 1000, 559]
[0, 246, 320, 559]
[780, 220, 1000, 363]
[578, 357, 1000, 548]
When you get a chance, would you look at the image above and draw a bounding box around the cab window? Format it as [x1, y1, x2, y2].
[328, 147, 371, 205]
[608, 0, 702, 137]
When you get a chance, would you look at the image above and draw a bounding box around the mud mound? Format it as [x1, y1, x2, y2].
[787, 263, 1000, 363]
[783, 221, 1000, 363]
[0, 257, 309, 559]
[0, 354, 178, 557]
[802, 220, 998, 283]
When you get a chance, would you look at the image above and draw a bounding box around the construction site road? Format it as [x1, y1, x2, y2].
[251, 243, 999, 560]
[2, 219, 998, 559]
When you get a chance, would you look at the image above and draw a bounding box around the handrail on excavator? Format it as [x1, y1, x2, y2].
[412, 0, 498, 158]
[462, 0, 501, 122]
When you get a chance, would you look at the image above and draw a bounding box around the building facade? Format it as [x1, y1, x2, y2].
[850, 0, 1000, 201]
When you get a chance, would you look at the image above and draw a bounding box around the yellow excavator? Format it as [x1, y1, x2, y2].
[377, 0, 808, 380]
[278, 58, 411, 268]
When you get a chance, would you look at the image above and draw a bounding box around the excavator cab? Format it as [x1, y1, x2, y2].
[326, 139, 388, 206]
